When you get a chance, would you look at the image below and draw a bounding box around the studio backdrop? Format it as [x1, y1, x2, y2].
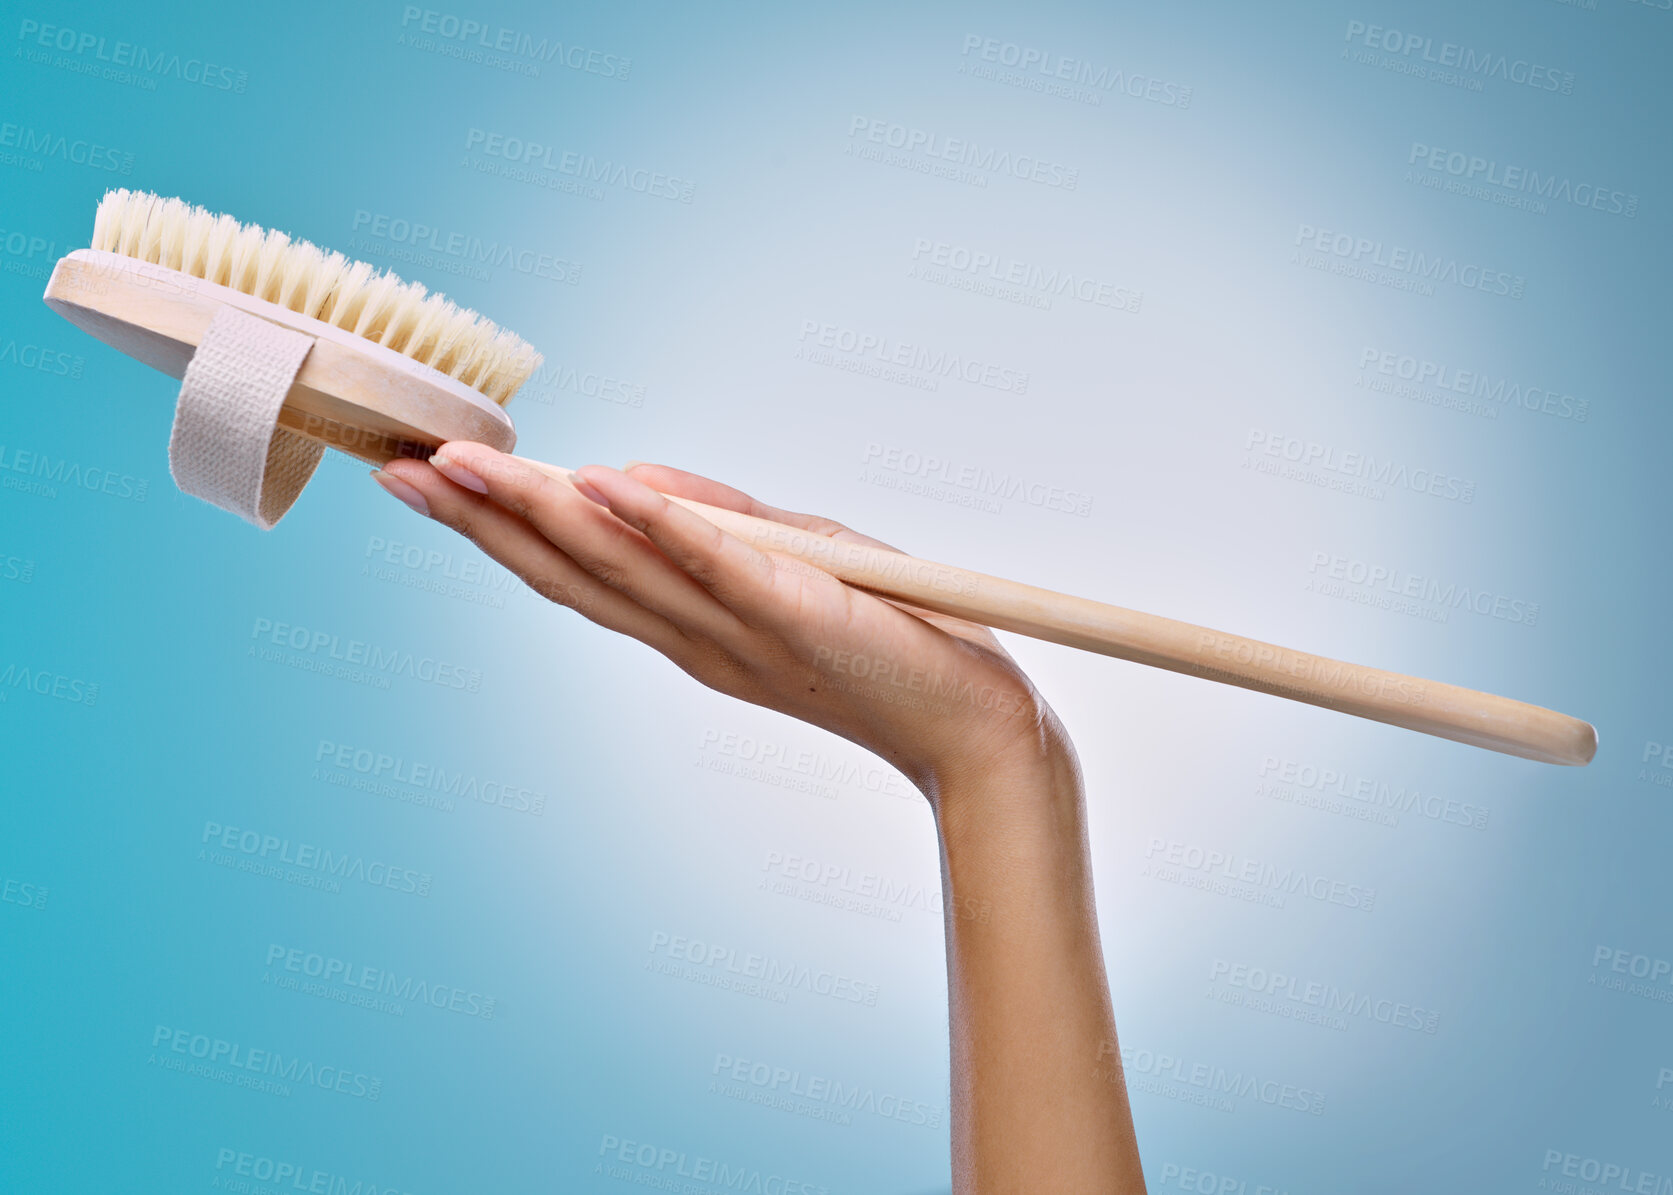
[2, 1, 1669, 1192]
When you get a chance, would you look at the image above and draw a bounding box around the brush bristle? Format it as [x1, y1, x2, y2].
[90, 189, 542, 405]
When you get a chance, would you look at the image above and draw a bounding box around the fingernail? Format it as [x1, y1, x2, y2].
[568, 471, 612, 509]
[623, 459, 647, 470]
[371, 470, 429, 517]
[430, 452, 488, 494]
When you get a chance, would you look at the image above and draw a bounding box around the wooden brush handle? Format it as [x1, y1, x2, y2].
[513, 459, 1596, 767]
[40, 252, 1594, 763]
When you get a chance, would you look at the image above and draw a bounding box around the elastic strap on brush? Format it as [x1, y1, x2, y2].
[169, 305, 321, 529]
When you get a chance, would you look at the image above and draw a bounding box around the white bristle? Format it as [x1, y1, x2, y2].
[224, 224, 265, 294]
[319, 257, 374, 330]
[89, 189, 542, 404]
[352, 273, 402, 344]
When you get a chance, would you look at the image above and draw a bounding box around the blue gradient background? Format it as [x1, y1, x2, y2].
[2, 1, 1669, 1192]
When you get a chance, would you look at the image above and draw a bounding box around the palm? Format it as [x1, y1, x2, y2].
[379, 447, 1054, 798]
[697, 514, 1045, 793]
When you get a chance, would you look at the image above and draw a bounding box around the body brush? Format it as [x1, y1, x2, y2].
[41, 190, 1597, 766]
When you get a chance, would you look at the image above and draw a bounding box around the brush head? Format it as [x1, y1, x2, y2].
[89, 189, 541, 405]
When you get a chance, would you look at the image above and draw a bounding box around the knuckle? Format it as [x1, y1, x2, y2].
[789, 510, 850, 539]
[744, 547, 779, 591]
[529, 574, 593, 614]
[492, 465, 550, 522]
[662, 513, 728, 583]
[771, 553, 834, 588]
[685, 641, 754, 695]
[622, 488, 671, 536]
[588, 557, 633, 593]
[691, 515, 729, 563]
[444, 505, 485, 550]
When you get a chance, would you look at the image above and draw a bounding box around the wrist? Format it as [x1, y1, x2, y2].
[927, 714, 1086, 861]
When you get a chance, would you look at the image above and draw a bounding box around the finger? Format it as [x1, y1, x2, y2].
[418, 443, 748, 647]
[622, 461, 902, 554]
[375, 459, 703, 662]
[623, 462, 997, 634]
[574, 464, 848, 633]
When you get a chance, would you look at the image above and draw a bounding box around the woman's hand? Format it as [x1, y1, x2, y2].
[374, 442, 1072, 807]
[375, 441, 1146, 1192]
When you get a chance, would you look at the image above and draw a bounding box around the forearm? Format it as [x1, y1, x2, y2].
[933, 747, 1146, 1194]
[372, 449, 1138, 1185]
